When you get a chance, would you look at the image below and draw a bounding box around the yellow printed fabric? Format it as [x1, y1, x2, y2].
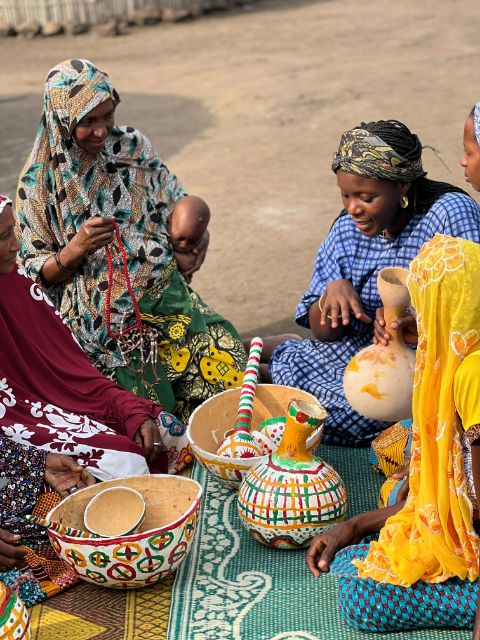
[354, 234, 480, 586]
[454, 352, 480, 434]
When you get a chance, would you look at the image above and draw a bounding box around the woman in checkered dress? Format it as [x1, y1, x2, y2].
[270, 119, 480, 446]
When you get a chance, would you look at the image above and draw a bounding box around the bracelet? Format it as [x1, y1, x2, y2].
[54, 250, 76, 274]
[318, 293, 332, 320]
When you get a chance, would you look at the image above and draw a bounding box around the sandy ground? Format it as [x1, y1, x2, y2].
[1, 0, 480, 339]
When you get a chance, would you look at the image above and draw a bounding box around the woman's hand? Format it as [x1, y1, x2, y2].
[41, 216, 116, 283]
[0, 529, 27, 571]
[373, 307, 418, 346]
[134, 419, 164, 464]
[44, 453, 95, 498]
[320, 279, 371, 329]
[307, 519, 361, 576]
[306, 504, 402, 577]
[67, 216, 115, 263]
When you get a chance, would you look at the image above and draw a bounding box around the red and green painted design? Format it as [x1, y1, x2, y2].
[46, 476, 202, 589]
[237, 398, 347, 548]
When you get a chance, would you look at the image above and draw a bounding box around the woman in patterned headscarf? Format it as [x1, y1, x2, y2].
[16, 59, 247, 422]
[307, 234, 480, 635]
[270, 119, 480, 446]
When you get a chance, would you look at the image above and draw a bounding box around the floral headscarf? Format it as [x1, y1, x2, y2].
[16, 59, 184, 369]
[355, 234, 480, 586]
[331, 127, 424, 181]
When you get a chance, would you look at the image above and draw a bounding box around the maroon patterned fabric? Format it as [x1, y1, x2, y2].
[0, 267, 167, 478]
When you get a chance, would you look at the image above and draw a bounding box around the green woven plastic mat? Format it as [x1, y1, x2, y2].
[168, 446, 470, 640]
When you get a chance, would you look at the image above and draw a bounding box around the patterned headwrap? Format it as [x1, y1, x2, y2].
[473, 103, 480, 146]
[0, 195, 12, 215]
[354, 234, 480, 587]
[332, 128, 425, 181]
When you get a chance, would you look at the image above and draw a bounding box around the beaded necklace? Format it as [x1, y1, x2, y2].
[105, 220, 157, 368]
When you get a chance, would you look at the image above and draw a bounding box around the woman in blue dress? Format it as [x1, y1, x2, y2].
[269, 120, 480, 446]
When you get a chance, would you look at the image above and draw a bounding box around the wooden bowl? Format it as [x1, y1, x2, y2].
[84, 487, 146, 537]
[187, 384, 326, 489]
[46, 475, 202, 589]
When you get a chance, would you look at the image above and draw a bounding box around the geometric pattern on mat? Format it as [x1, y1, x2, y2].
[30, 572, 174, 639]
[168, 447, 470, 640]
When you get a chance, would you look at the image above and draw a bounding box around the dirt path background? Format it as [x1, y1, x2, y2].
[1, 0, 479, 338]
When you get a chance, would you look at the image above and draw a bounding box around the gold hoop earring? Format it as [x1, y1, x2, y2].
[400, 195, 409, 209]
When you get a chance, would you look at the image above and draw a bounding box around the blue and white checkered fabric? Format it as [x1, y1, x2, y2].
[270, 193, 480, 446]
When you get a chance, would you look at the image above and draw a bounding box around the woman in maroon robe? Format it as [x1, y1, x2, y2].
[0, 194, 192, 482]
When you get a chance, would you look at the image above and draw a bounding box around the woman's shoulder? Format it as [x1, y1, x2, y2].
[417, 192, 480, 238]
[426, 191, 480, 217]
[454, 351, 480, 430]
[106, 126, 156, 160]
[457, 351, 480, 377]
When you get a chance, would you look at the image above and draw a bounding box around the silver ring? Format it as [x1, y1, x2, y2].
[153, 442, 161, 446]
[69, 486, 77, 494]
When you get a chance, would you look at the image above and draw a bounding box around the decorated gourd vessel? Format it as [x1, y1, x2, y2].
[237, 398, 347, 549]
[343, 266, 415, 422]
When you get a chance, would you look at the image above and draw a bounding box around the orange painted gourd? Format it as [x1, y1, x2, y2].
[343, 267, 415, 422]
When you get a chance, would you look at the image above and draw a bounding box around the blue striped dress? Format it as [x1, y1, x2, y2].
[269, 193, 480, 446]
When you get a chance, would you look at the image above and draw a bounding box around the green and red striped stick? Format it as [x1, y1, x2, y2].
[234, 337, 263, 431]
[217, 337, 264, 459]
[26, 514, 97, 539]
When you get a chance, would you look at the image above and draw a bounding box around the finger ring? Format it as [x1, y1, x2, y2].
[318, 293, 332, 320]
[153, 442, 161, 446]
[69, 487, 77, 494]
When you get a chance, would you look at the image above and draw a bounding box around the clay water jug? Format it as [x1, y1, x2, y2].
[343, 266, 415, 422]
[237, 398, 347, 549]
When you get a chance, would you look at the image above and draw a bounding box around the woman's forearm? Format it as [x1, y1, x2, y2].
[352, 502, 404, 539]
[40, 216, 115, 283]
[40, 243, 84, 283]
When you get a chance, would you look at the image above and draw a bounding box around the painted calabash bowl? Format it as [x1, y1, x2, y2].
[46, 475, 202, 589]
[187, 384, 325, 490]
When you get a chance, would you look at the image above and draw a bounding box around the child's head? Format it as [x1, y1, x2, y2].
[168, 196, 210, 253]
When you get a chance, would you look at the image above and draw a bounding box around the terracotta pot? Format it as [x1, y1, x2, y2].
[46, 475, 201, 589]
[343, 267, 416, 422]
[237, 398, 347, 549]
[187, 385, 325, 489]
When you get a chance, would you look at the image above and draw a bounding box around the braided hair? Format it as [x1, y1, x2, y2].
[356, 119, 468, 215]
